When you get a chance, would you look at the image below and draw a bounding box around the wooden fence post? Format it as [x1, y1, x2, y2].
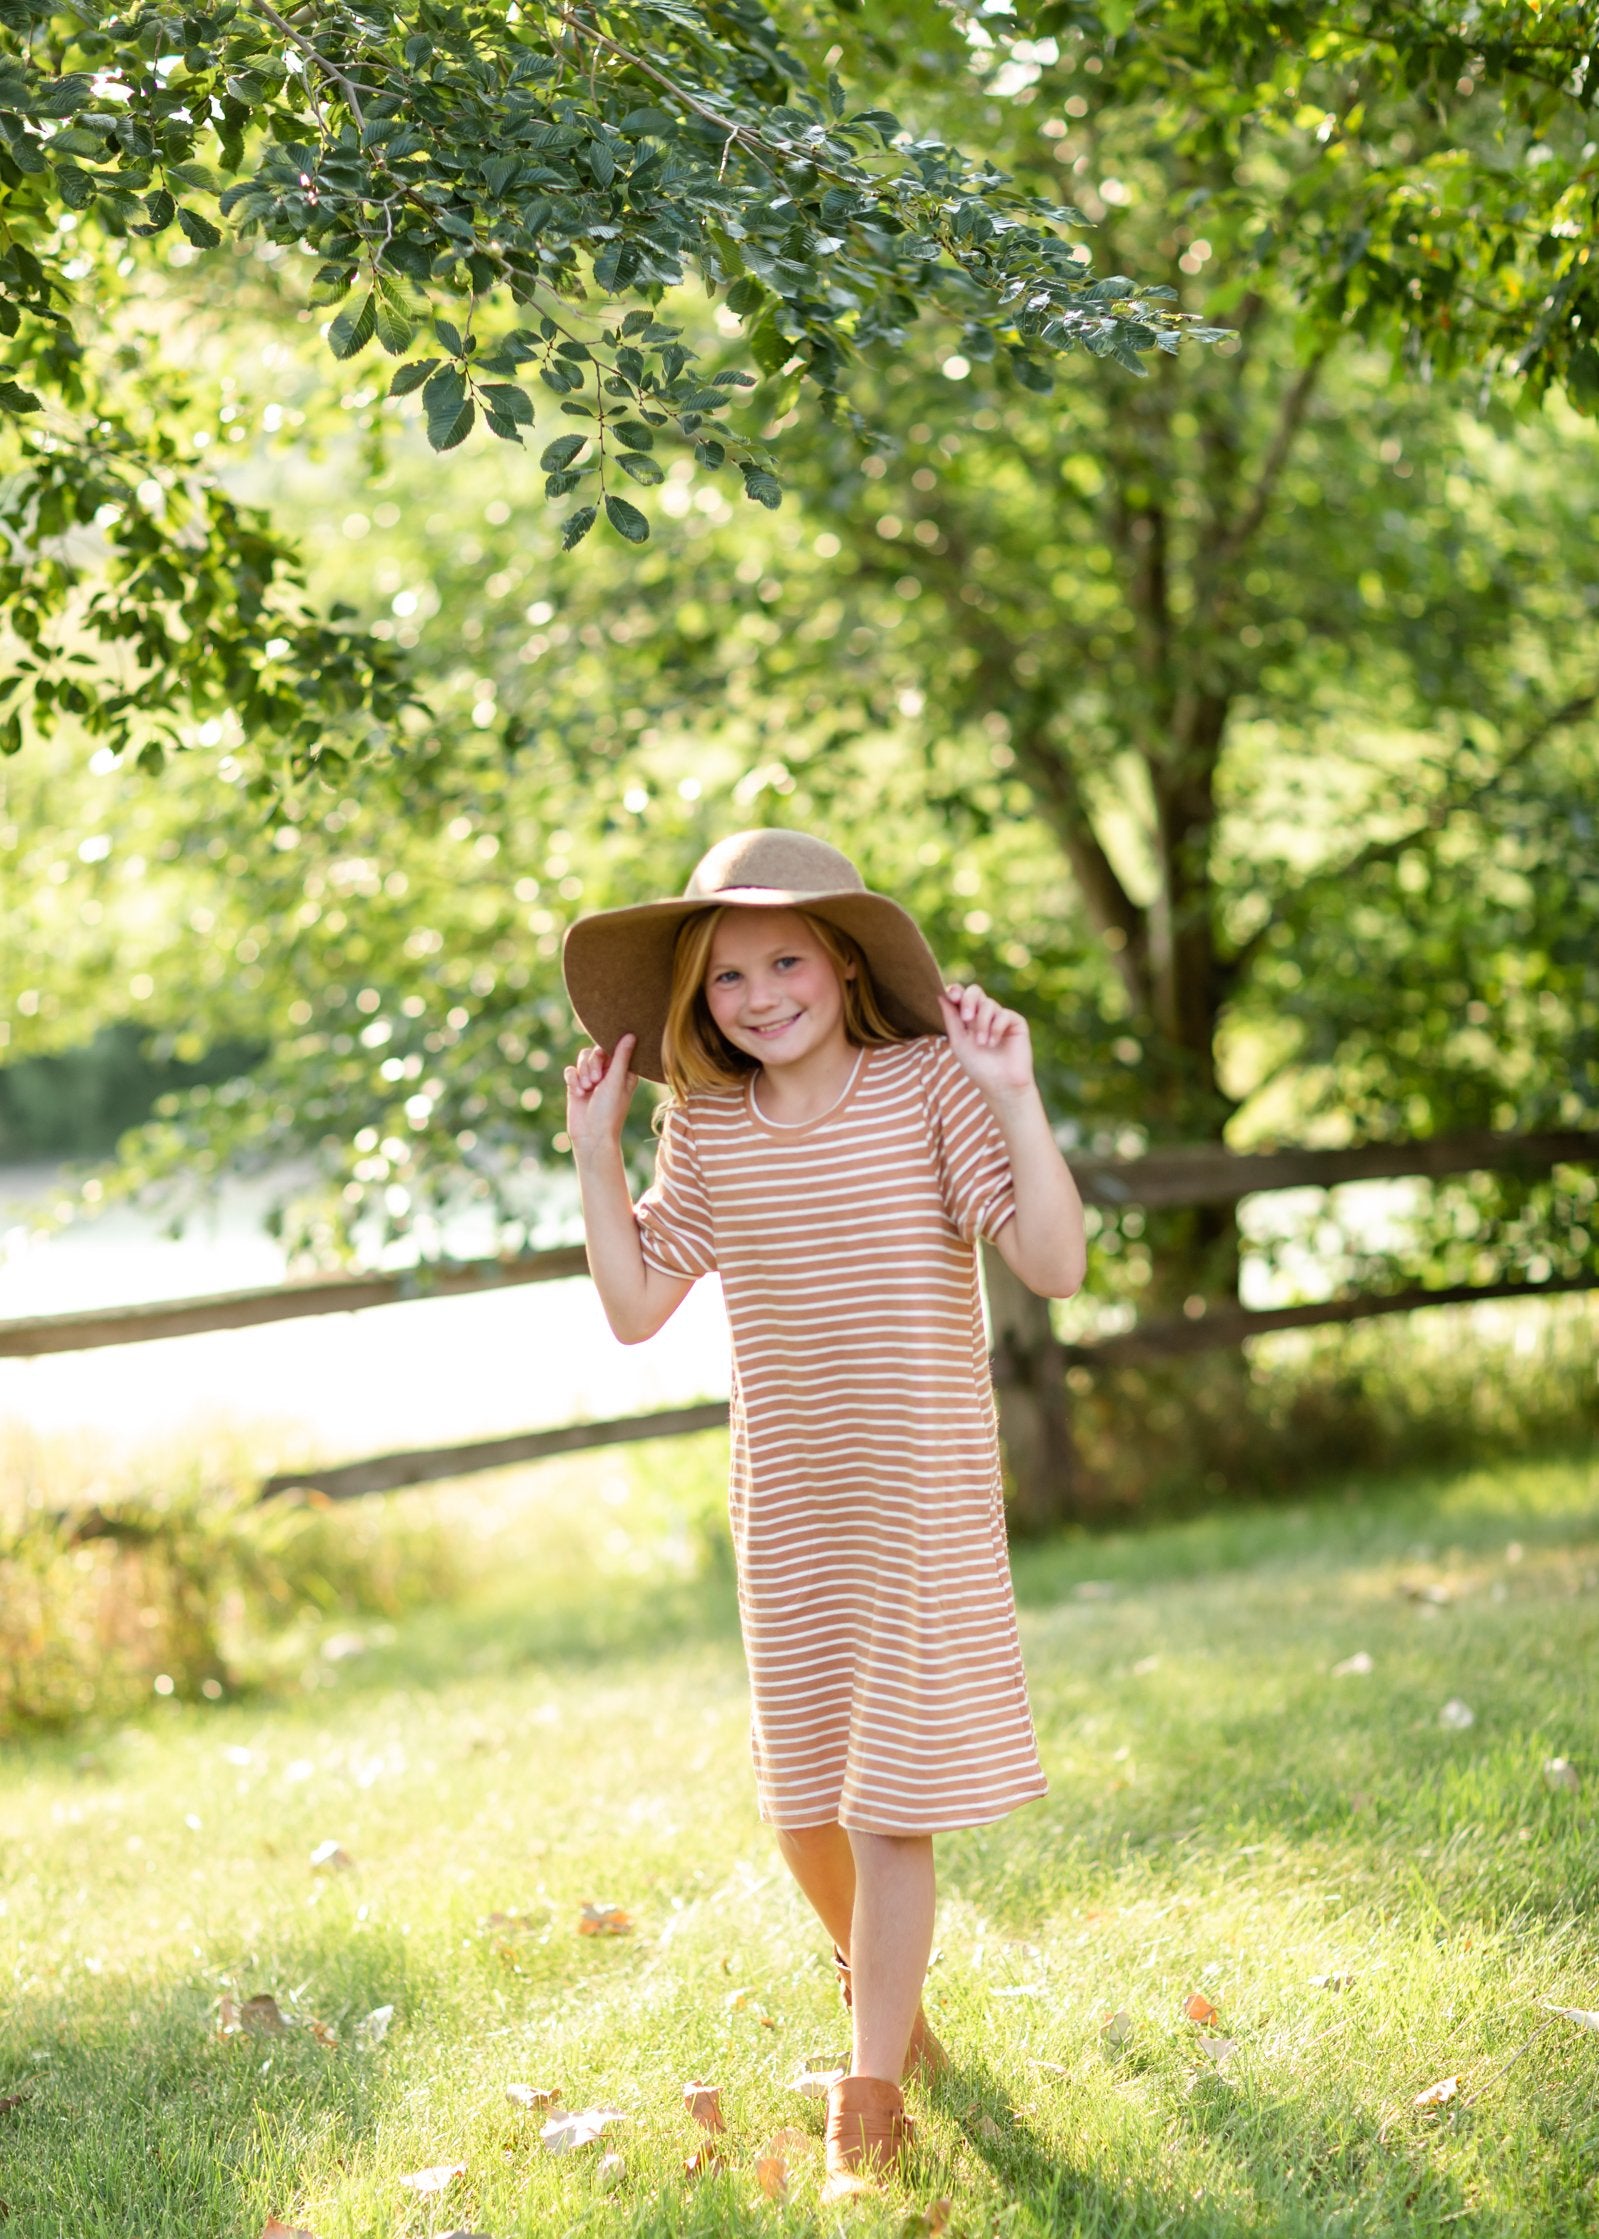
[982, 1244, 1076, 1534]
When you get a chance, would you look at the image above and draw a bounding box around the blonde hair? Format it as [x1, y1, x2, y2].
[659, 906, 911, 1108]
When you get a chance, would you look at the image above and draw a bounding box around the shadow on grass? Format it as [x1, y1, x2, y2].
[0, 1924, 423, 2239]
[928, 2048, 1493, 2239]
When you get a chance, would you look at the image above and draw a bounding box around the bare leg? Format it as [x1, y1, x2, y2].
[846, 1830, 936, 2083]
[773, 1820, 857, 1955]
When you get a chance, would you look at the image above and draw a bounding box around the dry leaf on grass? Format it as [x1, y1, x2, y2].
[684, 2139, 726, 2178]
[1184, 1993, 1220, 2024]
[1100, 2010, 1134, 2049]
[1331, 1652, 1373, 1677]
[506, 2082, 562, 2109]
[596, 2152, 625, 2189]
[1438, 1699, 1475, 1731]
[1543, 1758, 1580, 1792]
[309, 1841, 353, 1872]
[398, 2162, 465, 2195]
[1546, 2005, 1599, 2032]
[540, 2108, 624, 2153]
[1310, 1972, 1356, 1991]
[260, 2221, 319, 2238]
[903, 2197, 953, 2238]
[755, 2127, 813, 2199]
[219, 1994, 293, 2039]
[355, 2005, 393, 2049]
[578, 1902, 632, 1936]
[791, 2064, 846, 2097]
[308, 2019, 339, 2050]
[0, 2091, 28, 2116]
[1197, 2037, 1237, 2066]
[683, 2081, 726, 2131]
[1413, 2076, 1459, 2108]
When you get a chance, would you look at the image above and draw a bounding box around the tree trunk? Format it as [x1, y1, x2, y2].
[982, 1244, 1076, 1534]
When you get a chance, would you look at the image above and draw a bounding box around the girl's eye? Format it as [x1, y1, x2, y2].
[775, 955, 800, 969]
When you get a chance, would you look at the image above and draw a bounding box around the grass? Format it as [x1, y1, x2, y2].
[0, 1436, 1596, 2238]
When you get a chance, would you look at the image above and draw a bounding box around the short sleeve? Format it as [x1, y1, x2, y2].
[634, 1101, 718, 1280]
[924, 1038, 1017, 1246]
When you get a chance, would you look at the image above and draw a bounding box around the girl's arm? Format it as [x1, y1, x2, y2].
[940, 986, 1087, 1300]
[565, 1031, 695, 1344]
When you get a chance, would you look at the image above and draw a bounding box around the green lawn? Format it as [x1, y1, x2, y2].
[1, 1440, 1596, 2238]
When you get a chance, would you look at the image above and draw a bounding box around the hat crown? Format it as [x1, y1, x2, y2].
[684, 828, 863, 900]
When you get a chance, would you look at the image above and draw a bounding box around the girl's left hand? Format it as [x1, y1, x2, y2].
[940, 983, 1035, 1101]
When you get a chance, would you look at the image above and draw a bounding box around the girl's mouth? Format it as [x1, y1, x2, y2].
[747, 1014, 802, 1038]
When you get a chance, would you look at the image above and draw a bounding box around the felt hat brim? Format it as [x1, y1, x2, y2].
[562, 884, 948, 1084]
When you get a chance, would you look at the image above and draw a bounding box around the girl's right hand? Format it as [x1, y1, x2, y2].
[563, 1033, 638, 1155]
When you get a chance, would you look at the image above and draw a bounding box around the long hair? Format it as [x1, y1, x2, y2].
[659, 906, 911, 1109]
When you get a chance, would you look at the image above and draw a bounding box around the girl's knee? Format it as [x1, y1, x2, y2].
[775, 1819, 845, 1856]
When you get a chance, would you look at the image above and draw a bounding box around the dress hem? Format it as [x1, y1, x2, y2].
[759, 1779, 1048, 1837]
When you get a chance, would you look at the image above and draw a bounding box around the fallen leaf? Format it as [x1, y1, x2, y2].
[1413, 2076, 1459, 2108]
[596, 2152, 625, 2189]
[506, 2082, 562, 2109]
[684, 2139, 725, 2177]
[755, 2125, 812, 2198]
[220, 1993, 293, 2039]
[307, 2019, 339, 2050]
[1543, 1758, 1580, 1792]
[578, 1902, 632, 1936]
[1438, 1699, 1475, 1731]
[309, 1841, 353, 1872]
[1310, 1972, 1356, 1991]
[1197, 2036, 1237, 2065]
[791, 2064, 845, 2098]
[1100, 2009, 1134, 2049]
[540, 2108, 625, 2154]
[260, 2222, 319, 2239]
[1028, 2058, 1071, 2075]
[901, 2196, 954, 2237]
[1331, 1651, 1374, 1677]
[683, 2081, 726, 2132]
[355, 2005, 393, 2049]
[973, 2112, 1004, 2144]
[1404, 1582, 1452, 1606]
[398, 2162, 465, 2195]
[1184, 1993, 1220, 2024]
[1546, 2005, 1599, 2032]
[0, 2093, 27, 2116]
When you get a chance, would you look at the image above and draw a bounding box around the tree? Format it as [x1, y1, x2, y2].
[0, 0, 1199, 775]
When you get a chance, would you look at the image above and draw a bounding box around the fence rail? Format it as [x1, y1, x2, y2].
[2, 1126, 1592, 1361]
[5, 1124, 1595, 1507]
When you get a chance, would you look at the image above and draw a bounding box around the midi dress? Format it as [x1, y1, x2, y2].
[634, 1034, 1048, 1835]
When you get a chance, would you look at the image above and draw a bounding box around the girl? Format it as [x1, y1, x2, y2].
[562, 829, 1085, 2198]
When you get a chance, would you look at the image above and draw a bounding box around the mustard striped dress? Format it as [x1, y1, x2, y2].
[634, 1035, 1047, 1834]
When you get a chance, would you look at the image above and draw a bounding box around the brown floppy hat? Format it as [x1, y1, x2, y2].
[561, 828, 948, 1083]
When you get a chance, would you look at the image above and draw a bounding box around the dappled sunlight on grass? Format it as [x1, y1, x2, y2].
[0, 1445, 1594, 2235]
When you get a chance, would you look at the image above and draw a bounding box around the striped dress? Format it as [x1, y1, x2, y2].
[635, 1034, 1047, 1834]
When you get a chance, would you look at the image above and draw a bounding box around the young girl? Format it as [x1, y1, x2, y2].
[562, 829, 1085, 2197]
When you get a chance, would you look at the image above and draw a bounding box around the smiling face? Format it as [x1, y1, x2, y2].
[702, 908, 853, 1071]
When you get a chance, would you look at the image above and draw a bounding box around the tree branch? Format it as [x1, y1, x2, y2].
[254, 1, 366, 131]
[1208, 345, 1331, 579]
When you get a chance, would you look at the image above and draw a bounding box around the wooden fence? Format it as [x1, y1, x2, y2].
[2, 1126, 1593, 1505]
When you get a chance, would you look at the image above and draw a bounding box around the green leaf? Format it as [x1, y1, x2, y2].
[423, 364, 470, 447]
[544, 469, 583, 497]
[329, 291, 378, 360]
[603, 493, 650, 543]
[616, 451, 664, 485]
[480, 381, 534, 424]
[485, 409, 525, 445]
[740, 462, 782, 509]
[540, 432, 587, 472]
[375, 294, 414, 355]
[0, 378, 43, 413]
[176, 206, 223, 250]
[612, 419, 656, 449]
[388, 357, 439, 397]
[561, 504, 598, 549]
[429, 395, 476, 451]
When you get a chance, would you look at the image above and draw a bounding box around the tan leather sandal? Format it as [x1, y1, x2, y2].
[822, 2072, 915, 2199]
[833, 1945, 951, 2080]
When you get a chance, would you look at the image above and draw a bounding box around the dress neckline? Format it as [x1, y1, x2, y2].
[746, 1045, 869, 1138]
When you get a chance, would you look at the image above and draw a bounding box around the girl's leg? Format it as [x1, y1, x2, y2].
[773, 1820, 857, 1953]
[845, 1830, 936, 2083]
